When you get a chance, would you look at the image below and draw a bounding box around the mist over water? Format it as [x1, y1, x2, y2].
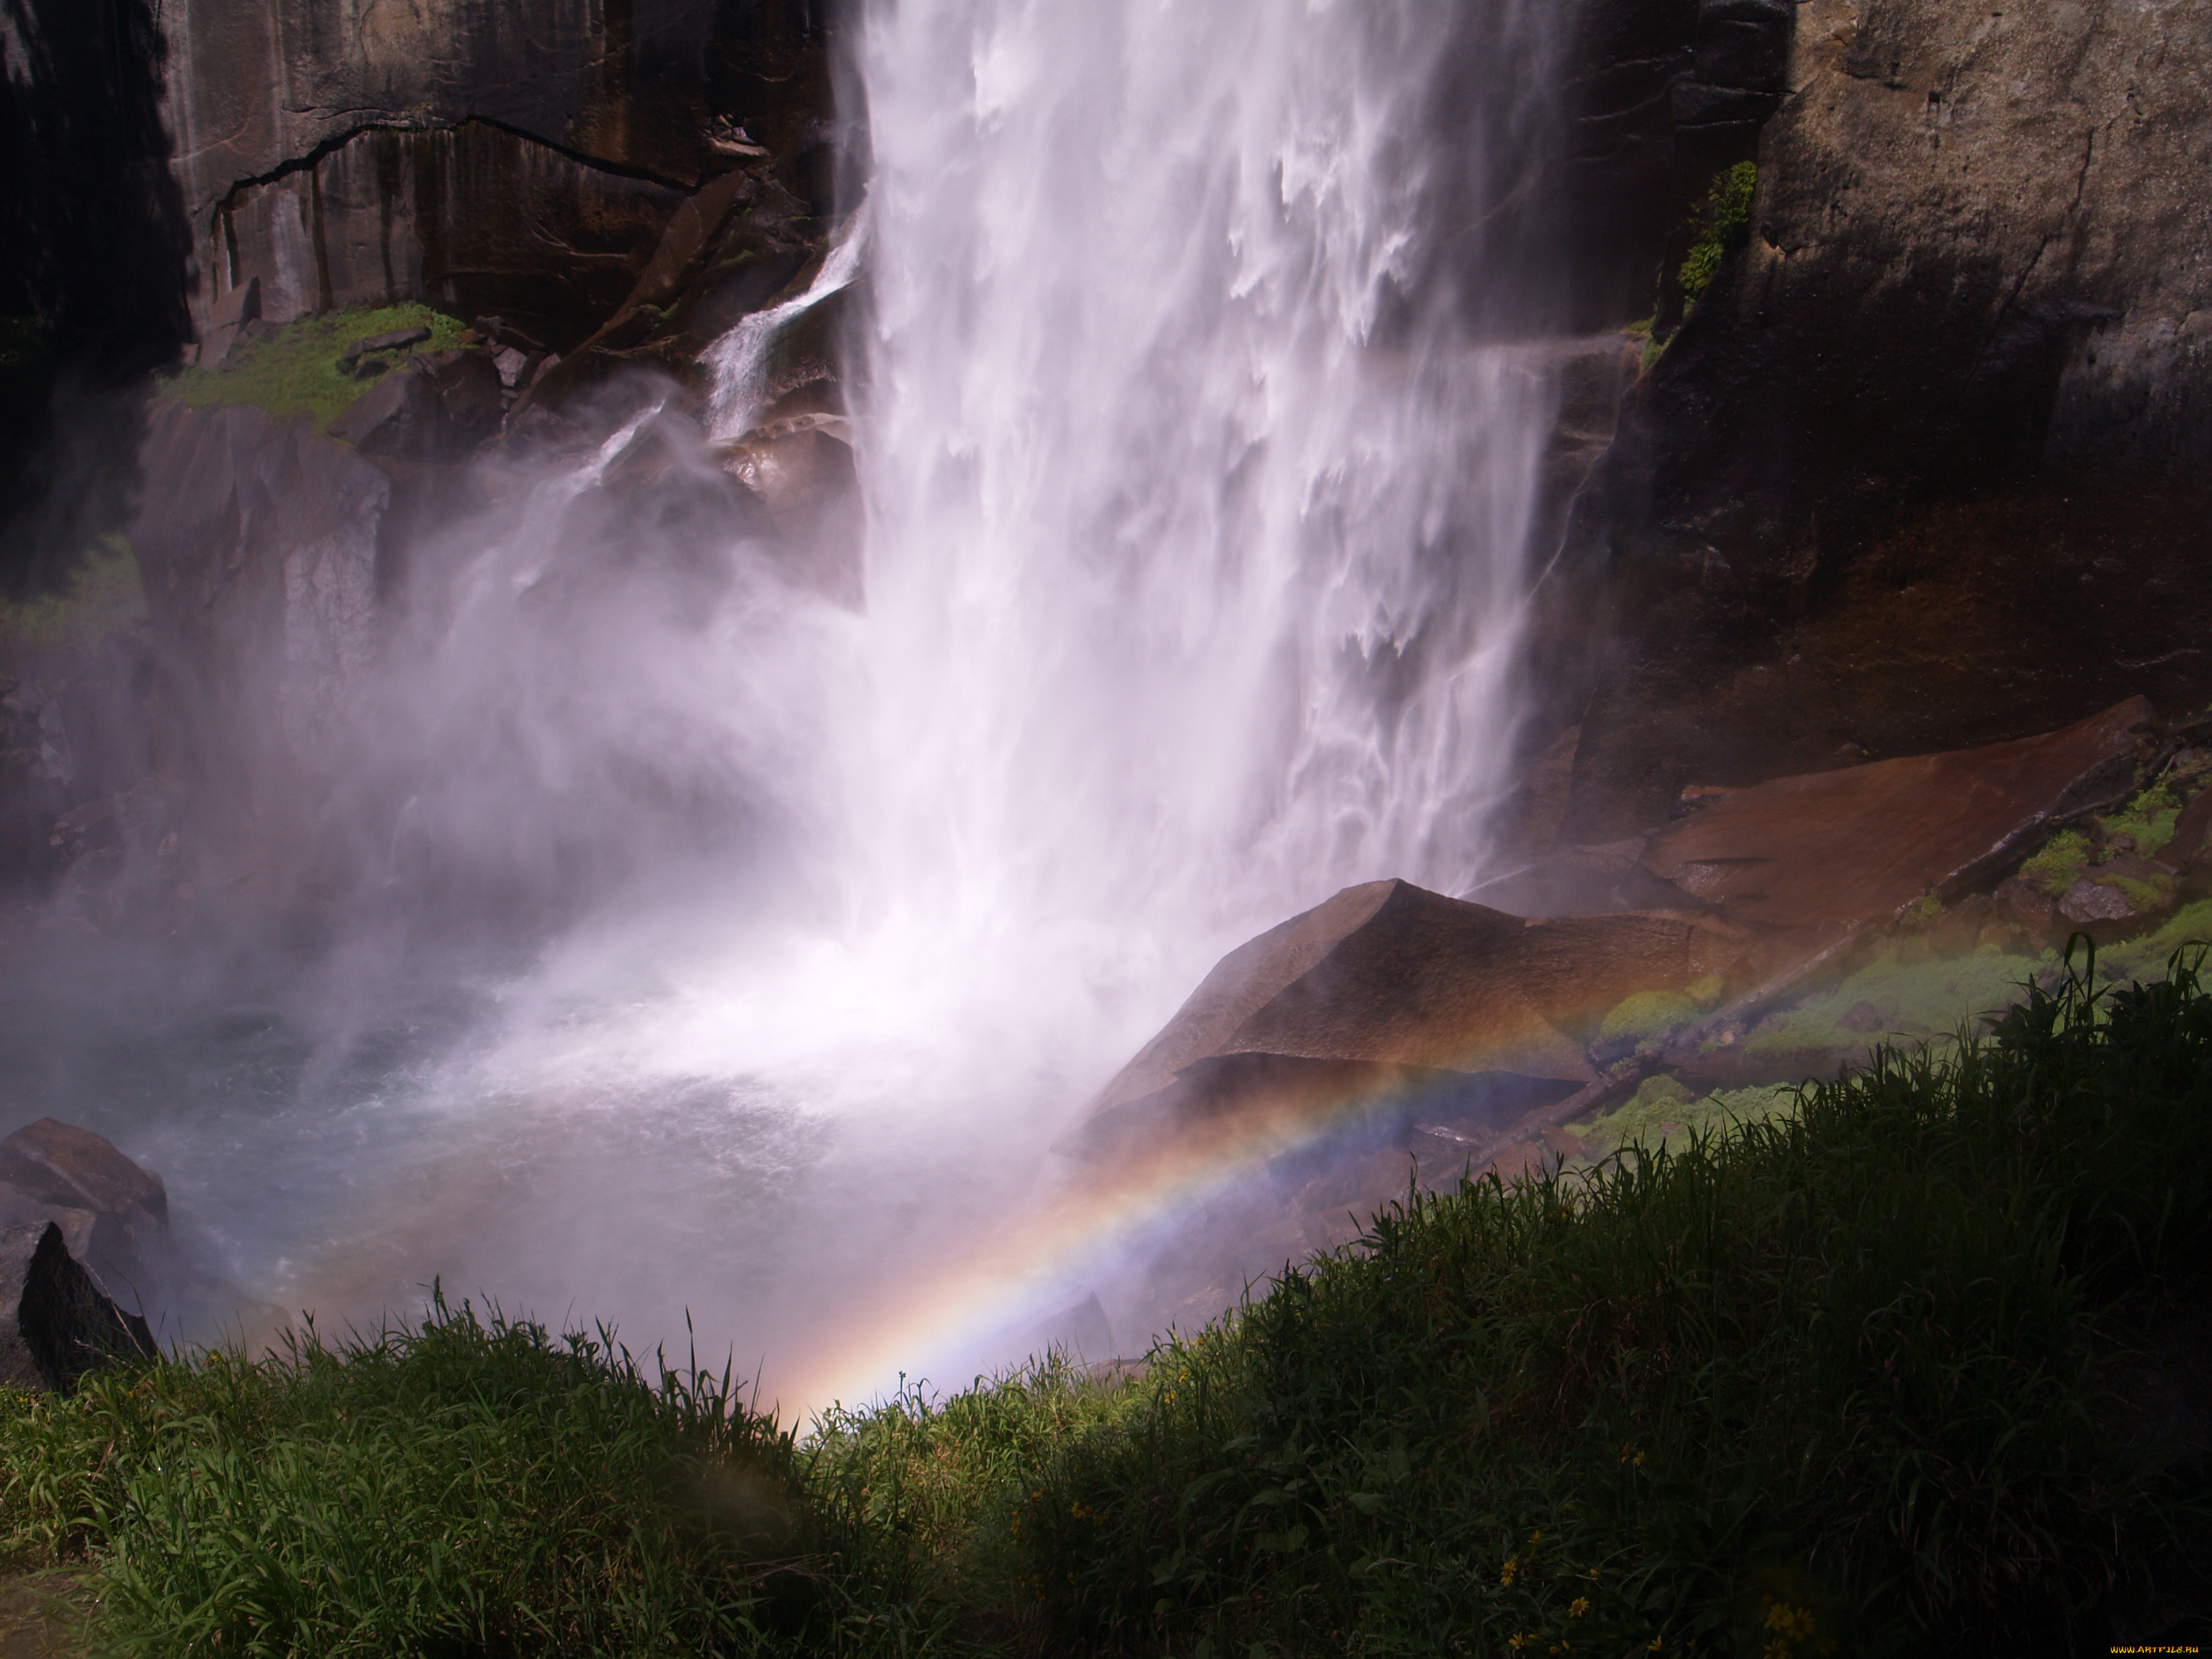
[5, 0, 1566, 1414]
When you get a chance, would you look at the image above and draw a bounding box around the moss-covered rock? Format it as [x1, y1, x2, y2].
[165, 305, 471, 432]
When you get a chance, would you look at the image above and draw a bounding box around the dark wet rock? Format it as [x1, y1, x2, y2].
[714, 415, 861, 607]
[2169, 789, 2212, 870]
[0, 1223, 156, 1394]
[1996, 877, 2062, 941]
[202, 274, 261, 369]
[329, 368, 445, 460]
[1077, 878, 1757, 1160]
[159, 0, 821, 347]
[128, 398, 389, 887]
[1538, 0, 2212, 839]
[420, 351, 508, 453]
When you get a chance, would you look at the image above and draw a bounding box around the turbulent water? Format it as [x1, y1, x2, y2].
[8, 0, 1569, 1414]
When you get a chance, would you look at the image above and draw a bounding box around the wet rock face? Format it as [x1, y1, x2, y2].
[207, 123, 692, 354]
[1543, 0, 2212, 838]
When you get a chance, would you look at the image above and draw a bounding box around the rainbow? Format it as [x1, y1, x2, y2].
[777, 1062, 1541, 1420]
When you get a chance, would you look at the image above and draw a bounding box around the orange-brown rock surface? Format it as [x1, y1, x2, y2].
[1637, 697, 2152, 930]
[1077, 878, 1756, 1158]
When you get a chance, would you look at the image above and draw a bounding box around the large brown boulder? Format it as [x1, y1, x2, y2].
[1077, 878, 1757, 1158]
[0, 1120, 167, 1232]
[0, 1223, 157, 1394]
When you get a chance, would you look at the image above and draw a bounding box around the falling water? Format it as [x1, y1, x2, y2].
[5, 0, 1572, 1414]
[845, 0, 1558, 958]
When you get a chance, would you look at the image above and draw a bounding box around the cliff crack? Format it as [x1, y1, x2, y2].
[207, 115, 700, 229]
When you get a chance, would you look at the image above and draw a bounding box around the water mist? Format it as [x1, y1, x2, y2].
[3, 0, 1570, 1416]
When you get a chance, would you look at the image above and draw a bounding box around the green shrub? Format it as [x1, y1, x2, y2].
[1678, 161, 1758, 303]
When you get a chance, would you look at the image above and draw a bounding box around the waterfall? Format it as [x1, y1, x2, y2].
[842, 0, 1558, 960]
[45, 0, 1571, 1410]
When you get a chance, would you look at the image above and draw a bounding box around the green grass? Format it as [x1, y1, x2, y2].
[7, 947, 2210, 1655]
[0, 1294, 939, 1656]
[164, 304, 470, 430]
[961, 945, 2212, 1656]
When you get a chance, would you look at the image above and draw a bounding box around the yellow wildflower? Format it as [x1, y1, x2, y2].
[1570, 1597, 1589, 1618]
[1500, 1554, 1519, 1586]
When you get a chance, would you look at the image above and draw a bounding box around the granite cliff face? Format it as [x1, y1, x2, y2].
[1540, 0, 2212, 841]
[163, 0, 836, 349]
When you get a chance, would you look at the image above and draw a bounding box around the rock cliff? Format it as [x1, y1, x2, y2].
[162, 0, 837, 348]
[1541, 0, 2212, 840]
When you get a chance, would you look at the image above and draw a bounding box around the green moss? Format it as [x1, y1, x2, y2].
[164, 303, 470, 431]
[1678, 160, 1757, 303]
[2103, 781, 2182, 858]
[1898, 893, 1944, 931]
[2095, 899, 2212, 984]
[1737, 945, 2042, 1061]
[2103, 872, 2173, 913]
[0, 535, 144, 654]
[1685, 975, 1726, 1007]
[1580, 1073, 1723, 1156]
[2021, 830, 2092, 898]
[1597, 989, 1700, 1055]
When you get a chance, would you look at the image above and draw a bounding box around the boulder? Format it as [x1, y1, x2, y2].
[0, 1223, 157, 1393]
[422, 351, 507, 451]
[0, 1119, 167, 1231]
[1466, 839, 1708, 918]
[1077, 878, 1757, 1159]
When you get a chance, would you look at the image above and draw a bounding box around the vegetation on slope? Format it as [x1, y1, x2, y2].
[1, 945, 2207, 1655]
[162, 304, 470, 430]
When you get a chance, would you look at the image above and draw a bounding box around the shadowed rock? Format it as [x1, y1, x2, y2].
[1077, 879, 1757, 1159]
[0, 1223, 157, 1394]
